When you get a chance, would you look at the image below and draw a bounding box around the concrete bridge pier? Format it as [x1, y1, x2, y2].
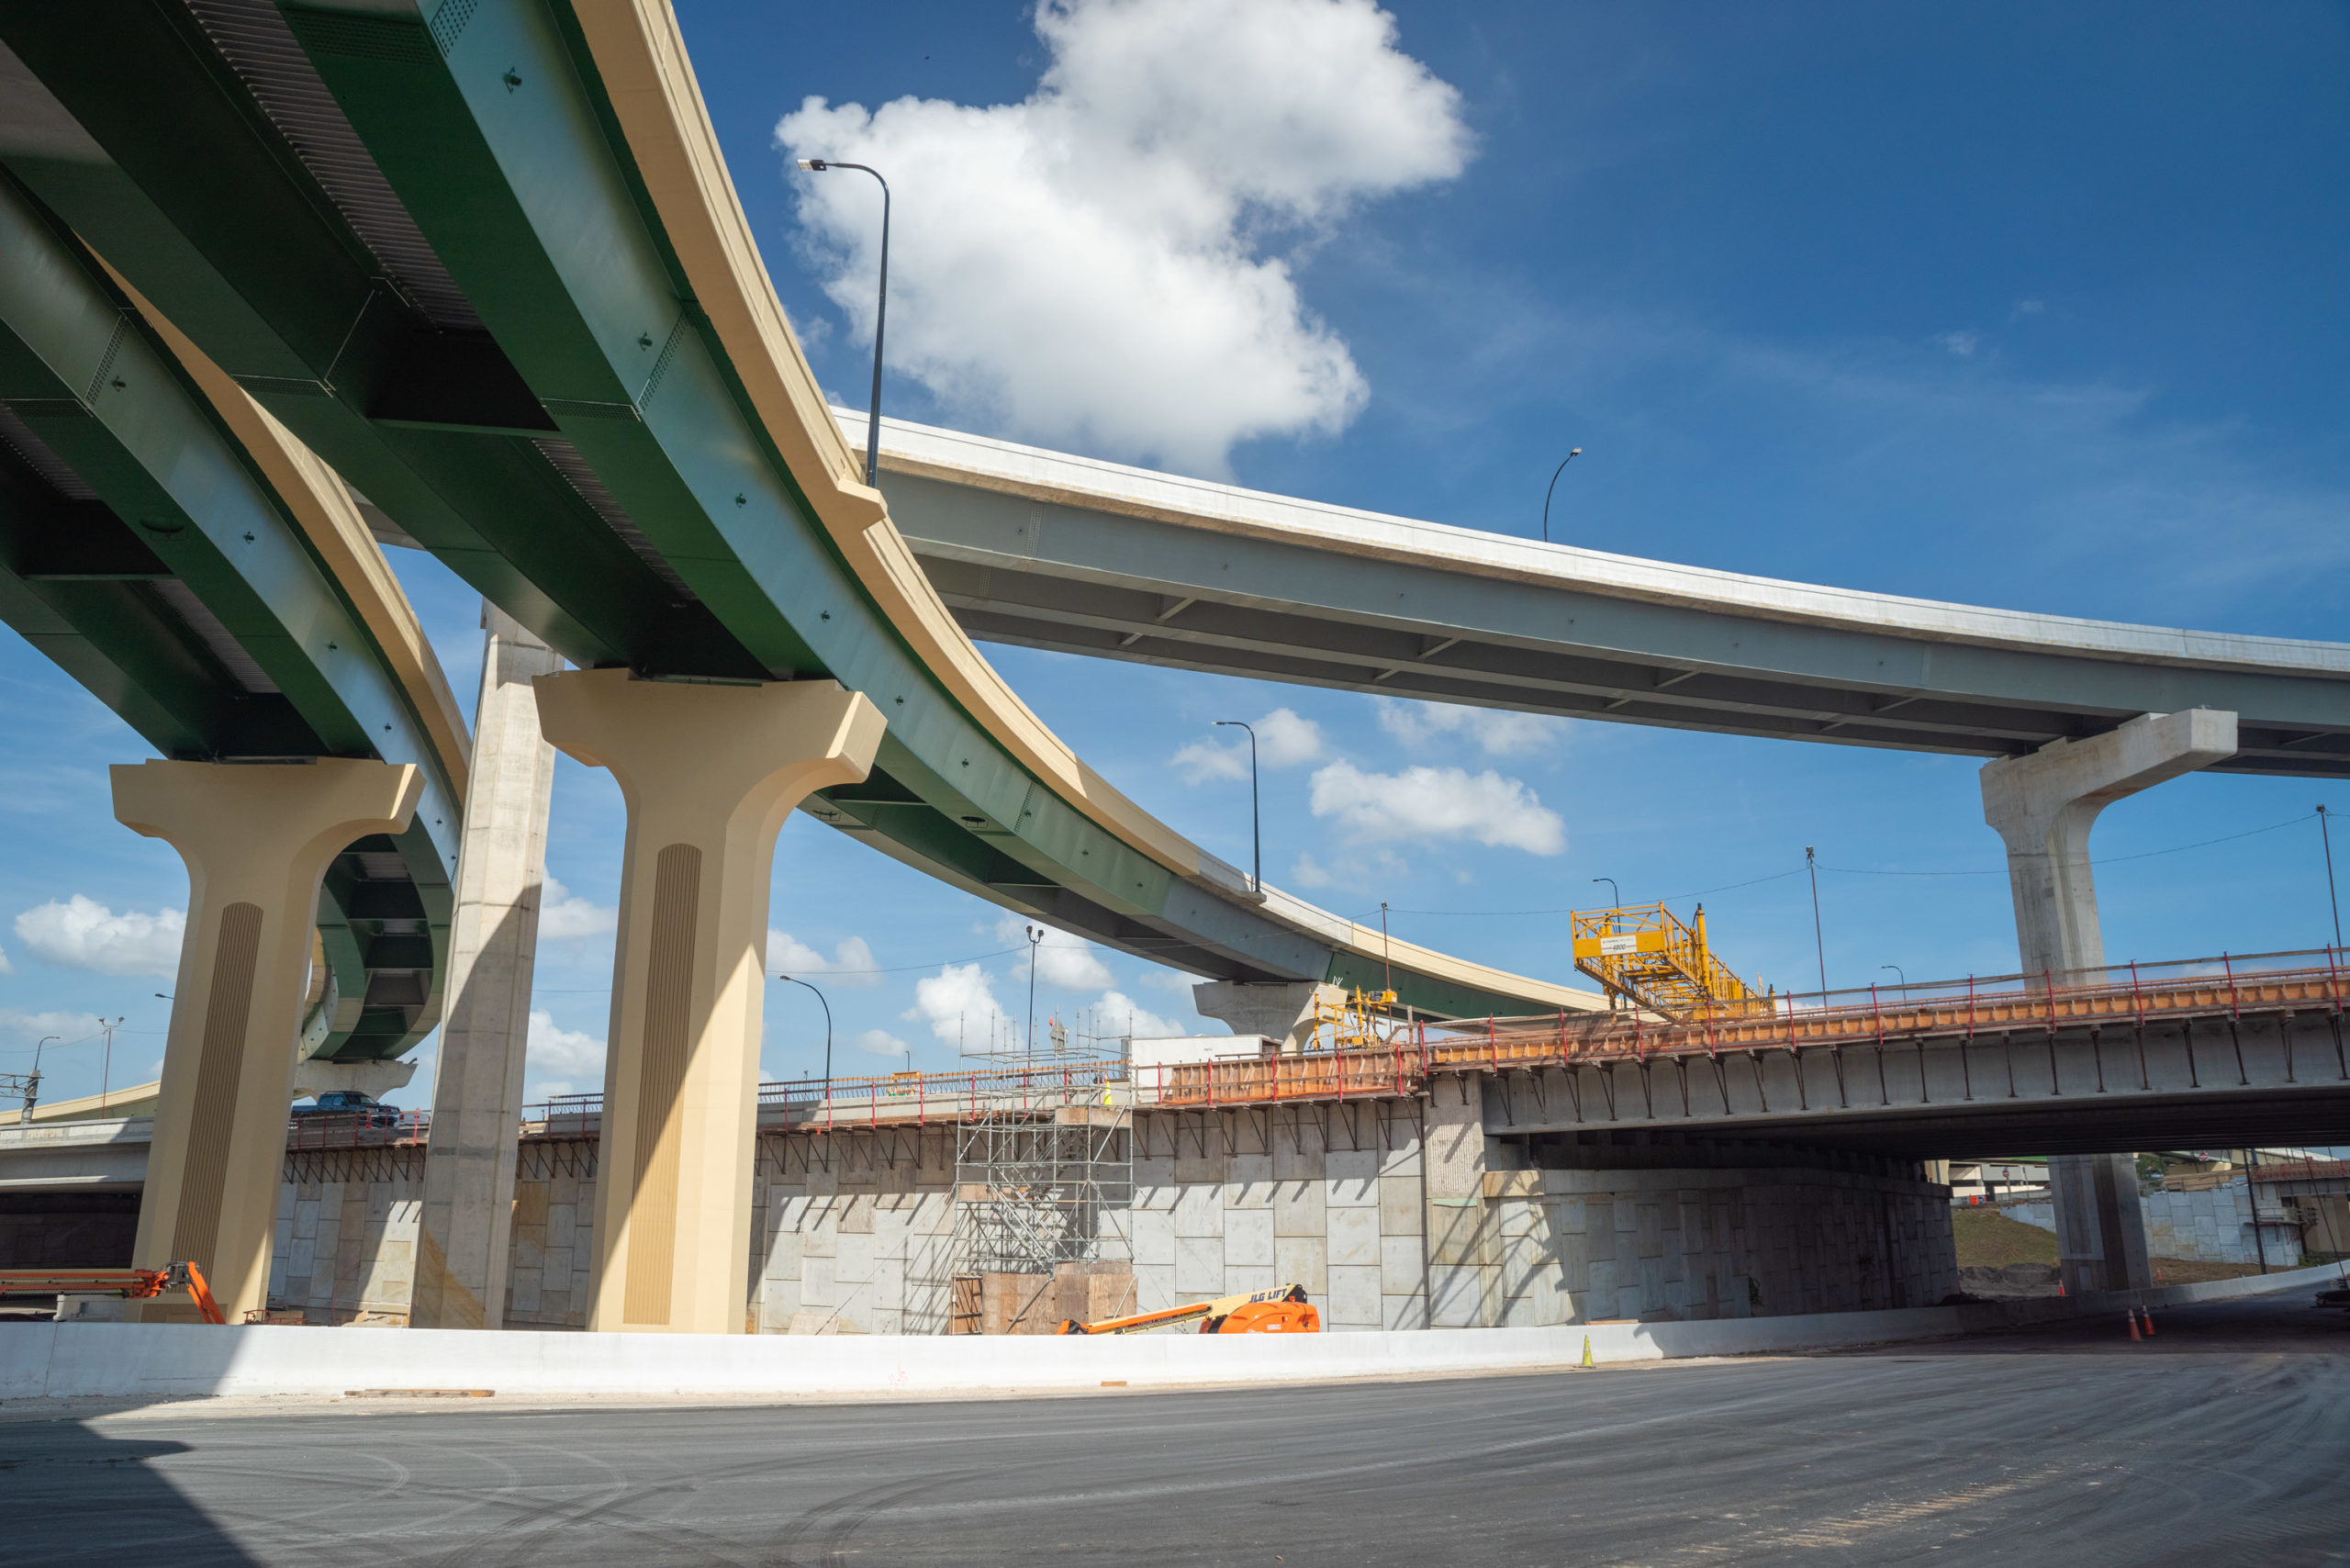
[412, 607, 563, 1330]
[1192, 980, 1344, 1052]
[112, 759, 423, 1322]
[1980, 709, 2237, 1294]
[533, 670, 884, 1334]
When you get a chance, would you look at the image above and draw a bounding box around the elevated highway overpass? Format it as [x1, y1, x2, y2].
[861, 413, 2350, 778]
[5, 0, 2339, 1328]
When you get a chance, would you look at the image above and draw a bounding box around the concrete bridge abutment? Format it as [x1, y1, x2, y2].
[113, 758, 423, 1323]
[1980, 708, 2236, 1295]
[533, 670, 884, 1334]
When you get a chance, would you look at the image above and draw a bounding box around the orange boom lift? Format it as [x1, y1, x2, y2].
[0, 1262, 227, 1324]
[1058, 1282, 1320, 1336]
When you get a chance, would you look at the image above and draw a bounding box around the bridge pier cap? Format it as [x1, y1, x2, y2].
[1979, 710, 2237, 978]
[1979, 709, 2234, 1295]
[532, 670, 885, 1334]
[112, 758, 424, 1323]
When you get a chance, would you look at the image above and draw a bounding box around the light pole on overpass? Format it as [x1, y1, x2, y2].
[776, 974, 834, 1103]
[797, 158, 891, 488]
[1215, 720, 1261, 893]
[1540, 448, 1583, 543]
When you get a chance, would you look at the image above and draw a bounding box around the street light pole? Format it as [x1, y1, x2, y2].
[776, 974, 834, 1102]
[1215, 720, 1261, 893]
[796, 158, 891, 487]
[1880, 964, 1906, 991]
[1590, 876, 1620, 908]
[1540, 448, 1583, 543]
[1025, 924, 1044, 1058]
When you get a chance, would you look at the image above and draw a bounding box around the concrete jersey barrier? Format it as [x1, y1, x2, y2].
[3, 1262, 2337, 1405]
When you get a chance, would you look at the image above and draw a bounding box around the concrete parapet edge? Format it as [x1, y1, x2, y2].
[4, 1262, 2338, 1404]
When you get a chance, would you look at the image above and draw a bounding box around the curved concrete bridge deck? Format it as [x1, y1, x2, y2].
[861, 412, 2350, 777]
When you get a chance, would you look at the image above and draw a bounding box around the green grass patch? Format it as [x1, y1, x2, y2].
[1953, 1207, 2058, 1268]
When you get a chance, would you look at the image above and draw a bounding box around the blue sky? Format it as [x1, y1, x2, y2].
[4, 0, 2347, 1109]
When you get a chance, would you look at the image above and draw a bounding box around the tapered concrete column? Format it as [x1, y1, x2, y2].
[414, 605, 563, 1329]
[1980, 709, 2235, 1294]
[1192, 980, 1343, 1053]
[114, 759, 423, 1322]
[535, 670, 885, 1333]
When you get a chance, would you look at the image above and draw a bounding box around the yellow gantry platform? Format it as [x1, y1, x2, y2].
[1571, 903, 1771, 1023]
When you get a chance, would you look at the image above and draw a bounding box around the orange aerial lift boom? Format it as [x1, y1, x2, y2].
[1058, 1282, 1320, 1335]
[0, 1262, 226, 1324]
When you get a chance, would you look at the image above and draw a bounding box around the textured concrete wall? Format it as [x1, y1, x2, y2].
[262, 1100, 1952, 1332]
[2005, 1182, 2306, 1268]
[269, 1149, 424, 1322]
[1133, 1103, 1427, 1333]
[1485, 1166, 1957, 1326]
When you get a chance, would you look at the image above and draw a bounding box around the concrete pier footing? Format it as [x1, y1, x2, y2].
[412, 606, 563, 1330]
[112, 758, 422, 1322]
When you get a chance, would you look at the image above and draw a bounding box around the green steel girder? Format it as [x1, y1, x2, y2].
[0, 174, 457, 1059]
[0, 0, 755, 677]
[274, 0, 1341, 975]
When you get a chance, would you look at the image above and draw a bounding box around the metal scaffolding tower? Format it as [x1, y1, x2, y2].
[946, 1031, 1134, 1331]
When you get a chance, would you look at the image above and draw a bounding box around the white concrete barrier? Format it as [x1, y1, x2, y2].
[3, 1262, 2338, 1404]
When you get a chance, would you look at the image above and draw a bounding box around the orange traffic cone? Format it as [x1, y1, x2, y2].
[2141, 1306, 2156, 1337]
[2127, 1308, 2142, 1341]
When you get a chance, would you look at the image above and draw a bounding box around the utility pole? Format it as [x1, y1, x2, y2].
[1805, 848, 1828, 996]
[97, 1016, 123, 1111]
[2320, 805, 2343, 949]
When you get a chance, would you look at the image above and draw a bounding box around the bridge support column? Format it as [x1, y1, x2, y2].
[113, 759, 423, 1323]
[1192, 980, 1343, 1052]
[414, 606, 563, 1329]
[535, 670, 884, 1334]
[1980, 709, 2235, 1294]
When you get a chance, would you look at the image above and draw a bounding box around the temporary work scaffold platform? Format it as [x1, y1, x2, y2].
[1572, 902, 1768, 1022]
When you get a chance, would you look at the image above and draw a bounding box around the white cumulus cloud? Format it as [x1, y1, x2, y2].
[0, 1008, 102, 1044]
[1372, 698, 1565, 757]
[1308, 759, 1566, 855]
[905, 961, 1015, 1050]
[778, 0, 1472, 473]
[854, 1028, 910, 1058]
[13, 896, 184, 977]
[0, 944, 11, 974]
[1171, 707, 1326, 784]
[524, 1008, 605, 1101]
[767, 931, 884, 987]
[996, 915, 1114, 991]
[1095, 989, 1183, 1042]
[537, 877, 616, 941]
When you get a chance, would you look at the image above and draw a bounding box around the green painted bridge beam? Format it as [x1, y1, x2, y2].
[0, 173, 457, 1058]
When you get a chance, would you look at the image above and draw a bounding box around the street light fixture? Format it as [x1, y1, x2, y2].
[797, 158, 891, 489]
[1214, 721, 1261, 893]
[775, 974, 834, 1103]
[1590, 876, 1620, 907]
[1880, 964, 1906, 990]
[1540, 447, 1583, 543]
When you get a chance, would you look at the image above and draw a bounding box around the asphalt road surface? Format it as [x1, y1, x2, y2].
[6, 1286, 2347, 1567]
